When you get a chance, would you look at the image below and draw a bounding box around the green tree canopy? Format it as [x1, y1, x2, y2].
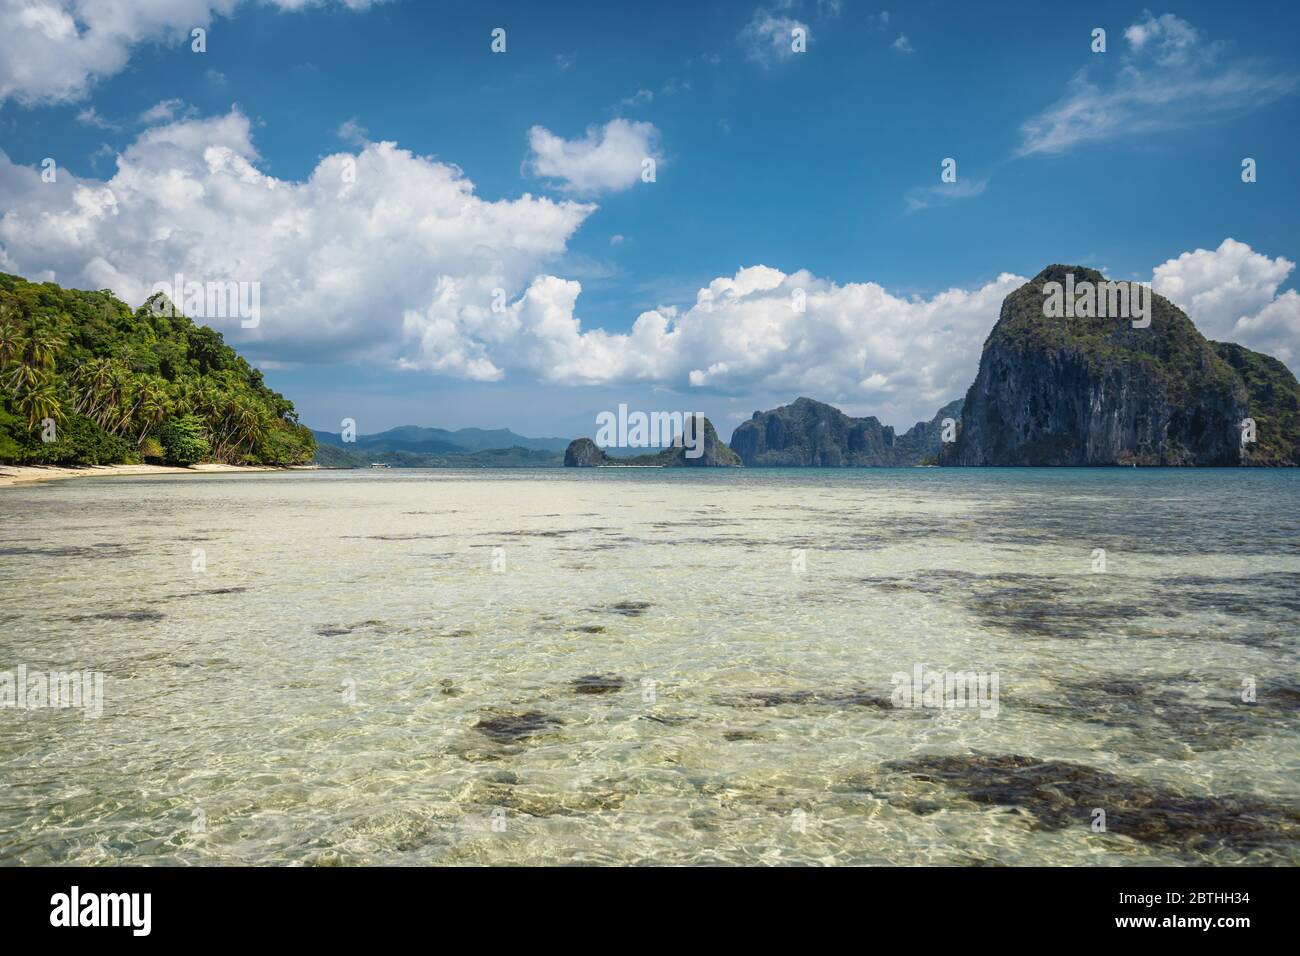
[0, 273, 315, 467]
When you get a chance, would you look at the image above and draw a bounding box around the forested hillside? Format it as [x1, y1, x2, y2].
[0, 273, 314, 466]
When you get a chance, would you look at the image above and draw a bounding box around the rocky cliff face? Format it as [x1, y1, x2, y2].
[942, 264, 1299, 466]
[563, 438, 611, 467]
[1211, 341, 1300, 466]
[729, 397, 962, 466]
[659, 417, 742, 466]
[563, 418, 741, 467]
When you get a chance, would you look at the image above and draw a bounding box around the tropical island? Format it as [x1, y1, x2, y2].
[0, 273, 315, 472]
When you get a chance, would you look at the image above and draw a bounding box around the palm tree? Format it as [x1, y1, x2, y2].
[0, 304, 22, 369]
[134, 379, 170, 444]
[16, 372, 62, 429]
[87, 359, 129, 431]
[72, 357, 116, 416]
[21, 318, 64, 369]
[6, 317, 64, 394]
[230, 397, 269, 459]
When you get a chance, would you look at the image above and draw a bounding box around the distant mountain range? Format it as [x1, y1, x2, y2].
[311, 424, 571, 467]
[313, 424, 570, 454]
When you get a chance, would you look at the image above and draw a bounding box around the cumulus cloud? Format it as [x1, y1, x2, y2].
[410, 262, 1029, 424]
[740, 9, 809, 66]
[1152, 238, 1300, 365]
[1, 110, 1296, 423]
[0, 108, 594, 368]
[525, 118, 662, 196]
[399, 240, 1300, 423]
[1019, 12, 1298, 155]
[0, 0, 379, 105]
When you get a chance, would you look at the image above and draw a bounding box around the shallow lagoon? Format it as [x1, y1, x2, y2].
[1, 468, 1298, 865]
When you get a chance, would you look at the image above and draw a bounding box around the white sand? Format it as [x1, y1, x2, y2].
[0, 462, 315, 487]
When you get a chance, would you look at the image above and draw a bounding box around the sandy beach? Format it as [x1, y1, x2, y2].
[0, 463, 312, 488]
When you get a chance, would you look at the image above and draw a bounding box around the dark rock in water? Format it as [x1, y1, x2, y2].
[562, 418, 741, 467]
[883, 753, 1300, 848]
[72, 609, 165, 622]
[942, 264, 1300, 466]
[563, 438, 611, 467]
[315, 625, 352, 637]
[640, 713, 691, 726]
[717, 688, 894, 709]
[723, 730, 768, 741]
[570, 674, 625, 694]
[1020, 675, 1299, 754]
[730, 397, 962, 467]
[572, 624, 606, 634]
[603, 600, 651, 617]
[474, 710, 562, 743]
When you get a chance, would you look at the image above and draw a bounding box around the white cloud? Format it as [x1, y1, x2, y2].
[138, 98, 194, 124]
[892, 35, 914, 53]
[0, 0, 380, 105]
[618, 88, 653, 110]
[398, 239, 1300, 423]
[0, 108, 594, 368]
[740, 9, 809, 66]
[1152, 238, 1300, 364]
[525, 118, 663, 196]
[336, 116, 368, 145]
[905, 177, 987, 213]
[410, 263, 1029, 424]
[75, 105, 117, 129]
[2, 110, 1295, 423]
[1123, 12, 1198, 63]
[1019, 12, 1298, 155]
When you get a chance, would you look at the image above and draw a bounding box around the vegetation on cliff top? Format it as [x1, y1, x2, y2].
[1212, 341, 1300, 465]
[0, 273, 314, 467]
[991, 265, 1243, 407]
[948, 264, 1300, 465]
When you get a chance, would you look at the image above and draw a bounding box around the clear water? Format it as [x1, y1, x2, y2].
[1, 468, 1298, 865]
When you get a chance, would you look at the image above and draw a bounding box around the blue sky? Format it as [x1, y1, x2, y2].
[1, 0, 1298, 439]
